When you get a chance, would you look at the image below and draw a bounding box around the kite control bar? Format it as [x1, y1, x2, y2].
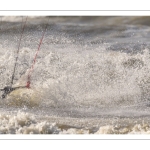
[0, 86, 26, 99]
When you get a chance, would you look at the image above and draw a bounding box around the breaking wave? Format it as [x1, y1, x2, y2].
[0, 111, 150, 134]
[1, 16, 150, 134]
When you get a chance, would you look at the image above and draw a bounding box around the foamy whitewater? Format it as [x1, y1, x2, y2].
[1, 16, 150, 134]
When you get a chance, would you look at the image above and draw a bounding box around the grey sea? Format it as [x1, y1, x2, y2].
[0, 16, 150, 134]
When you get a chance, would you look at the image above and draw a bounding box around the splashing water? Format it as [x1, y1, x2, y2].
[1, 16, 150, 134]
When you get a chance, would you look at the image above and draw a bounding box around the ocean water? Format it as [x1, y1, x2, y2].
[1, 16, 150, 134]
